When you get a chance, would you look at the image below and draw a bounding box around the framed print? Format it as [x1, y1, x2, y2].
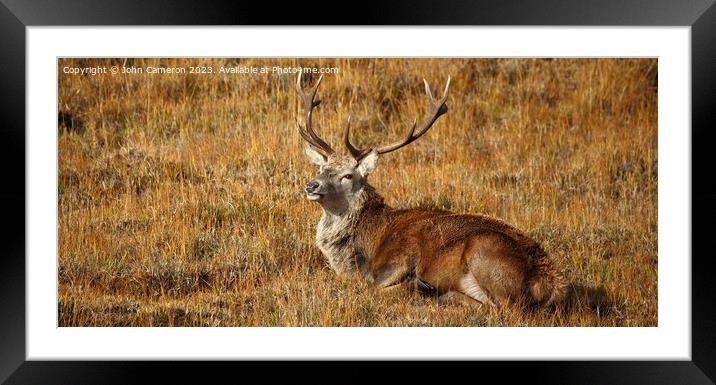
[2, 0, 716, 383]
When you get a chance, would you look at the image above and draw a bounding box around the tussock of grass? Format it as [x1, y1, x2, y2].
[58, 58, 657, 326]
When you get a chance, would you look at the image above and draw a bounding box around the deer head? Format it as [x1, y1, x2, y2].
[296, 70, 450, 214]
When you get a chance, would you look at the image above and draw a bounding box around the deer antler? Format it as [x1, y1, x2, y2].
[296, 70, 335, 157]
[344, 76, 451, 161]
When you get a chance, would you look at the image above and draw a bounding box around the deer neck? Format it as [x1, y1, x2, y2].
[316, 184, 387, 274]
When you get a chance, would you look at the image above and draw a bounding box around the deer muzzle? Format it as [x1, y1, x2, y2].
[305, 180, 324, 200]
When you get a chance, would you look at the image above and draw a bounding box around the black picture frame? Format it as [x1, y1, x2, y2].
[2, 0, 715, 383]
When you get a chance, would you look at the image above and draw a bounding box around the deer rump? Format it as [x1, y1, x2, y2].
[362, 208, 565, 307]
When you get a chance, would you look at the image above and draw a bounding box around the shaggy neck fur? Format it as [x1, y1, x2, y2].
[315, 183, 386, 274]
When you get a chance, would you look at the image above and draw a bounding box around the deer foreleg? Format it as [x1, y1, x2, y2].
[372, 263, 414, 290]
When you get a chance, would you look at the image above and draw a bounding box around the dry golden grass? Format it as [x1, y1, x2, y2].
[58, 58, 657, 326]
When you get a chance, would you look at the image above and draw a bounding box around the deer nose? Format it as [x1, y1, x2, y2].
[305, 181, 320, 193]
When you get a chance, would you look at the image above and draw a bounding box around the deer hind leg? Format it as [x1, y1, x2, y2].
[415, 275, 494, 307]
[412, 278, 481, 307]
[437, 291, 482, 306]
[457, 273, 495, 307]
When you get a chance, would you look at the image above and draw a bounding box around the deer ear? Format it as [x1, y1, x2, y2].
[357, 149, 379, 176]
[303, 143, 327, 166]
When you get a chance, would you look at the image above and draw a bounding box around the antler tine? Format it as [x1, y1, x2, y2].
[296, 70, 334, 157]
[369, 76, 451, 156]
[423, 79, 434, 100]
[442, 76, 451, 102]
[343, 115, 371, 160]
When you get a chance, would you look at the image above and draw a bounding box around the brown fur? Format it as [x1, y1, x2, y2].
[325, 182, 566, 307]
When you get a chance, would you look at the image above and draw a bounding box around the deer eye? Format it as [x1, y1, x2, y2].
[342, 174, 353, 180]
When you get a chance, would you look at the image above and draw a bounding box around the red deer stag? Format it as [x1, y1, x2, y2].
[296, 71, 565, 307]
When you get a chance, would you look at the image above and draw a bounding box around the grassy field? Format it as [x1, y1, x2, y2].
[58, 58, 657, 326]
